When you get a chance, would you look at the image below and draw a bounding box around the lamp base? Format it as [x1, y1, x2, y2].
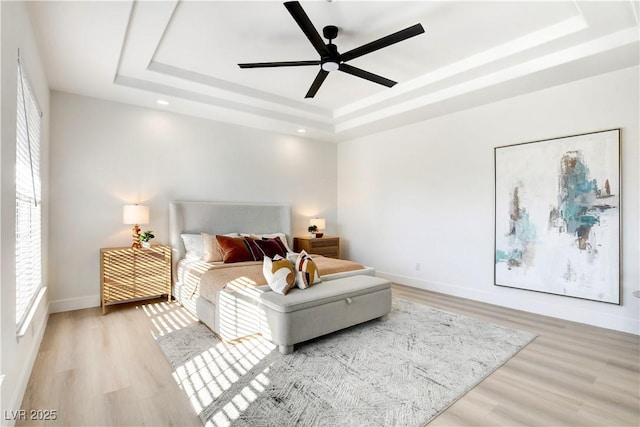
[131, 225, 141, 249]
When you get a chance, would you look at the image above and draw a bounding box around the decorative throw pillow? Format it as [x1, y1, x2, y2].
[216, 235, 254, 263]
[263, 255, 296, 295]
[241, 232, 293, 253]
[202, 232, 225, 262]
[295, 250, 322, 289]
[201, 233, 239, 262]
[255, 237, 287, 259]
[243, 236, 264, 261]
[261, 233, 293, 253]
[264, 237, 289, 255]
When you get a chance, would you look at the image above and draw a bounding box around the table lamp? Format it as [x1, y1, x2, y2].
[123, 204, 149, 248]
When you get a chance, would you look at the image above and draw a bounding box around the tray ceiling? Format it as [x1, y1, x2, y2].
[29, 0, 639, 142]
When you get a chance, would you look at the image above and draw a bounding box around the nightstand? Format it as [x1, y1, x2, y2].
[100, 245, 171, 314]
[294, 236, 340, 259]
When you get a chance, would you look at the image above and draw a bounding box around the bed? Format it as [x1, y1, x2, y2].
[169, 201, 375, 341]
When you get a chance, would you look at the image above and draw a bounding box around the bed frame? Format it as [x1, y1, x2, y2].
[168, 201, 374, 341]
[169, 201, 292, 339]
[169, 201, 291, 282]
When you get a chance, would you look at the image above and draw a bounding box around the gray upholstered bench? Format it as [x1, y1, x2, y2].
[258, 275, 392, 354]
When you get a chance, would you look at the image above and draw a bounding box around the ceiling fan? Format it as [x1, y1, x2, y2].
[238, 1, 425, 98]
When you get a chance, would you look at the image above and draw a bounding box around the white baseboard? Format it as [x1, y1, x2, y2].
[4, 295, 99, 426]
[4, 296, 49, 427]
[48, 294, 100, 314]
[379, 271, 640, 335]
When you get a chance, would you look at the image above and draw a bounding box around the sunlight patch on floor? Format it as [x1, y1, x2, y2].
[176, 338, 276, 426]
[143, 300, 199, 338]
[145, 299, 277, 426]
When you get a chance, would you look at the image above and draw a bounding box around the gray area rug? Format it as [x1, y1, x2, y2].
[156, 298, 536, 427]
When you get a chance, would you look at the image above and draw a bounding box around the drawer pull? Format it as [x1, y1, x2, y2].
[346, 297, 353, 304]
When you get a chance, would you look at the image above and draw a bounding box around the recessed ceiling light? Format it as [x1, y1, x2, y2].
[297, 128, 306, 133]
[156, 99, 169, 106]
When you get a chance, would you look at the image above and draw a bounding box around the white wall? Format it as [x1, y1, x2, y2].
[0, 0, 50, 422]
[338, 66, 639, 334]
[48, 92, 337, 311]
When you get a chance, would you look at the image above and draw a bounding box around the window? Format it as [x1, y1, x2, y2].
[15, 59, 42, 330]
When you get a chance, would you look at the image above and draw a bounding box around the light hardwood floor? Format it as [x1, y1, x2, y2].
[18, 285, 639, 426]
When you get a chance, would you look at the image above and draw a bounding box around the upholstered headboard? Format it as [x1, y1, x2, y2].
[168, 201, 292, 282]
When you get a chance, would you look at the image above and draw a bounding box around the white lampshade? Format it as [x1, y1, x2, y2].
[309, 218, 326, 230]
[122, 205, 149, 225]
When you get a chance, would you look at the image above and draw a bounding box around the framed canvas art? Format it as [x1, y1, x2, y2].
[494, 129, 620, 304]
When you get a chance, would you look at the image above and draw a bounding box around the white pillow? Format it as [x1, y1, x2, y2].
[294, 250, 322, 289]
[263, 255, 296, 295]
[181, 234, 203, 259]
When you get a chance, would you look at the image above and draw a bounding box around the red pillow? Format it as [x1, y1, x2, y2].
[264, 236, 289, 254]
[255, 238, 287, 259]
[216, 235, 253, 263]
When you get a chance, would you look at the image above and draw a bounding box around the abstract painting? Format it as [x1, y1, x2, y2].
[494, 129, 620, 304]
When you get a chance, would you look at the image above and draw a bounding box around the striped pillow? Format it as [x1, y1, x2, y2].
[295, 250, 322, 289]
[243, 237, 264, 261]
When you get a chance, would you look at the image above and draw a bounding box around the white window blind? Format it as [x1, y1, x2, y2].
[16, 59, 42, 330]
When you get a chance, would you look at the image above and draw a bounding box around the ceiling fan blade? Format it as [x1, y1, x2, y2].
[239, 60, 320, 69]
[305, 69, 329, 98]
[339, 63, 396, 88]
[284, 1, 330, 57]
[340, 23, 425, 62]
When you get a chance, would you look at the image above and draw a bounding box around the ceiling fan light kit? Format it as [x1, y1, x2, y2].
[321, 61, 339, 72]
[238, 1, 425, 99]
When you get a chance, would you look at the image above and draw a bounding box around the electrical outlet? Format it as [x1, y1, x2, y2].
[415, 262, 421, 271]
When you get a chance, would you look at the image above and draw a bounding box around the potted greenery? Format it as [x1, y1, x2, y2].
[307, 225, 323, 238]
[139, 230, 155, 248]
